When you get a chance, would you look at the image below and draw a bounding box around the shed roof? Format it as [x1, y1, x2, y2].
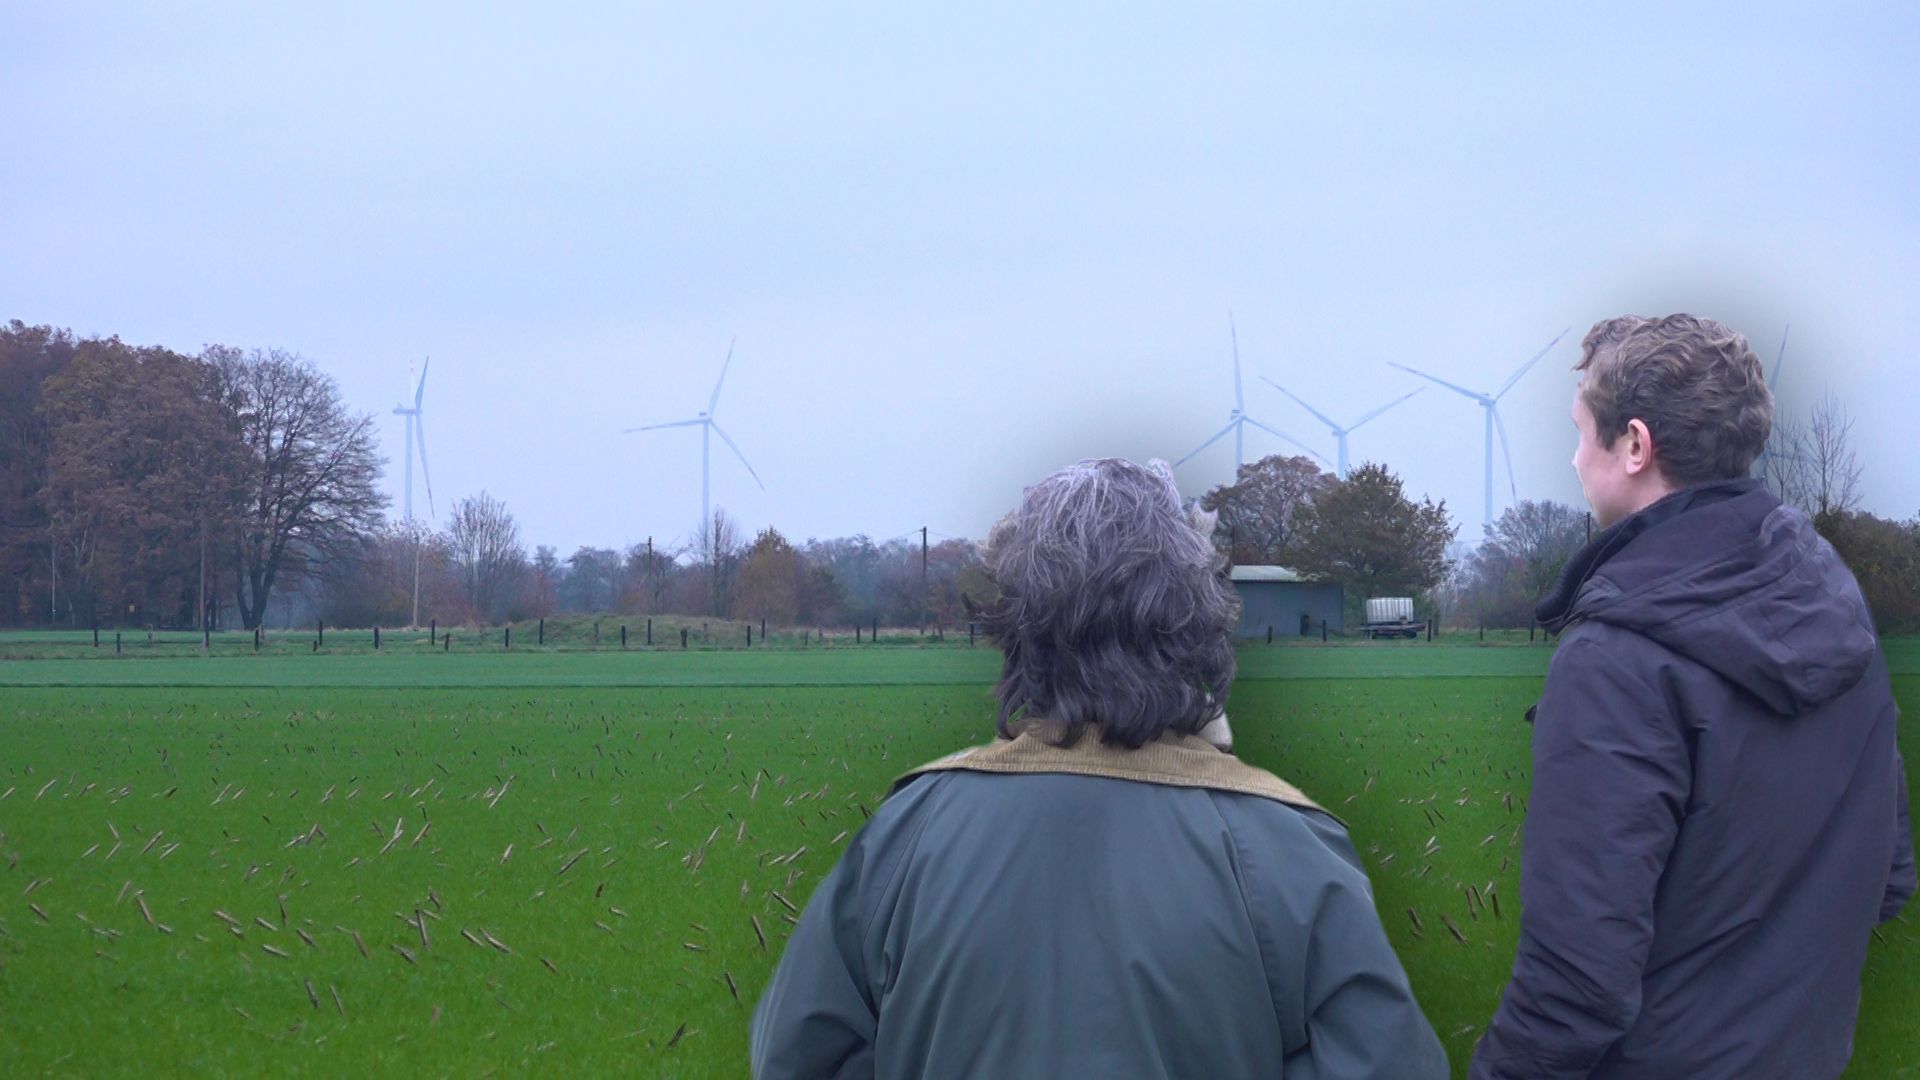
[1228, 565, 1309, 583]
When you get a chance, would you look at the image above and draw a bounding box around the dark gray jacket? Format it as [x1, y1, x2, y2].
[751, 740, 1447, 1078]
[1472, 479, 1916, 1080]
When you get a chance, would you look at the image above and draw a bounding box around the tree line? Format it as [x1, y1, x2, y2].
[2, 322, 381, 630]
[5, 319, 1910, 635]
[0, 321, 990, 632]
[320, 499, 991, 632]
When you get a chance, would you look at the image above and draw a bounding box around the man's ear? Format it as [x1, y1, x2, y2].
[1622, 418, 1657, 477]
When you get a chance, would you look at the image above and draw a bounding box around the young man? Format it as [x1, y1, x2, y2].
[1470, 315, 1915, 1079]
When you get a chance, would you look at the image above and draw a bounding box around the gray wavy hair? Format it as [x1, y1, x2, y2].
[979, 457, 1241, 749]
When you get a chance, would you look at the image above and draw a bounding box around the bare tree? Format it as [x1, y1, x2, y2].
[1490, 500, 1588, 599]
[1802, 389, 1864, 518]
[446, 491, 526, 622]
[1766, 389, 1863, 519]
[209, 347, 387, 629]
[1446, 500, 1587, 628]
[623, 538, 682, 614]
[697, 509, 746, 616]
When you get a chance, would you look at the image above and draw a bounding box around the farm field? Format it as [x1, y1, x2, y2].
[1, 642, 1915, 1077]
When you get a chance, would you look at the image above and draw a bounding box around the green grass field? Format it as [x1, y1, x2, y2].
[1, 638, 1914, 1077]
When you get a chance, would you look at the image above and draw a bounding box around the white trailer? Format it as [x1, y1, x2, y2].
[1363, 597, 1425, 639]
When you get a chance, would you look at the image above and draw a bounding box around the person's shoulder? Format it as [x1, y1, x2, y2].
[1551, 619, 1669, 675]
[1207, 787, 1366, 878]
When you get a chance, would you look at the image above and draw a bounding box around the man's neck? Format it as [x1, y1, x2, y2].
[1610, 475, 1678, 528]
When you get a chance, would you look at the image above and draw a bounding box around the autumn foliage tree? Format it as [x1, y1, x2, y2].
[736, 527, 803, 625]
[1816, 510, 1920, 634]
[0, 322, 78, 624]
[1288, 462, 1456, 603]
[39, 339, 250, 626]
[1199, 454, 1335, 566]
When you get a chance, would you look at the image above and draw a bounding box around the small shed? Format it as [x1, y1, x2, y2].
[1228, 565, 1344, 639]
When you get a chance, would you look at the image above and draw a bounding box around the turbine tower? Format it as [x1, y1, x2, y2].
[1756, 325, 1790, 486]
[1388, 328, 1570, 530]
[1176, 314, 1329, 476]
[1261, 378, 1425, 478]
[624, 338, 764, 558]
[391, 359, 435, 627]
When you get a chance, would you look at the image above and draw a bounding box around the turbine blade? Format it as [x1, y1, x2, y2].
[1260, 376, 1340, 430]
[1493, 406, 1517, 506]
[415, 415, 435, 519]
[709, 421, 764, 489]
[1770, 325, 1789, 390]
[1346, 387, 1425, 432]
[1494, 327, 1571, 400]
[1229, 313, 1243, 412]
[624, 417, 706, 433]
[1175, 420, 1239, 468]
[415, 356, 429, 410]
[1243, 416, 1332, 466]
[707, 338, 737, 417]
[1388, 361, 1486, 401]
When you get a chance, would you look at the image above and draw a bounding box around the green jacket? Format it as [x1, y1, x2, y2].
[751, 731, 1446, 1078]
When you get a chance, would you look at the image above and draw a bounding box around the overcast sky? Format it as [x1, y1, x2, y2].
[8, 3, 1916, 555]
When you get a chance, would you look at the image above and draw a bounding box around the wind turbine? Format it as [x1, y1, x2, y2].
[624, 339, 764, 558]
[1388, 328, 1570, 530]
[1175, 314, 1330, 476]
[1756, 325, 1790, 486]
[392, 359, 435, 627]
[1261, 379, 1425, 478]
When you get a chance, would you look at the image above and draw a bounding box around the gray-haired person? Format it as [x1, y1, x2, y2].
[1471, 315, 1915, 1079]
[751, 457, 1446, 1079]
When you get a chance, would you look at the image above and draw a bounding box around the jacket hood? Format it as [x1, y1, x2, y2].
[1537, 479, 1878, 715]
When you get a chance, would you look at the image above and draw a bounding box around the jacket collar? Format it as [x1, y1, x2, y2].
[890, 728, 1330, 818]
[1535, 477, 1764, 633]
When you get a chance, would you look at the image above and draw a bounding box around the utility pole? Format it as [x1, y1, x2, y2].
[411, 524, 423, 628]
[921, 526, 929, 632]
[49, 533, 57, 624]
[198, 518, 208, 649]
[647, 536, 653, 611]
